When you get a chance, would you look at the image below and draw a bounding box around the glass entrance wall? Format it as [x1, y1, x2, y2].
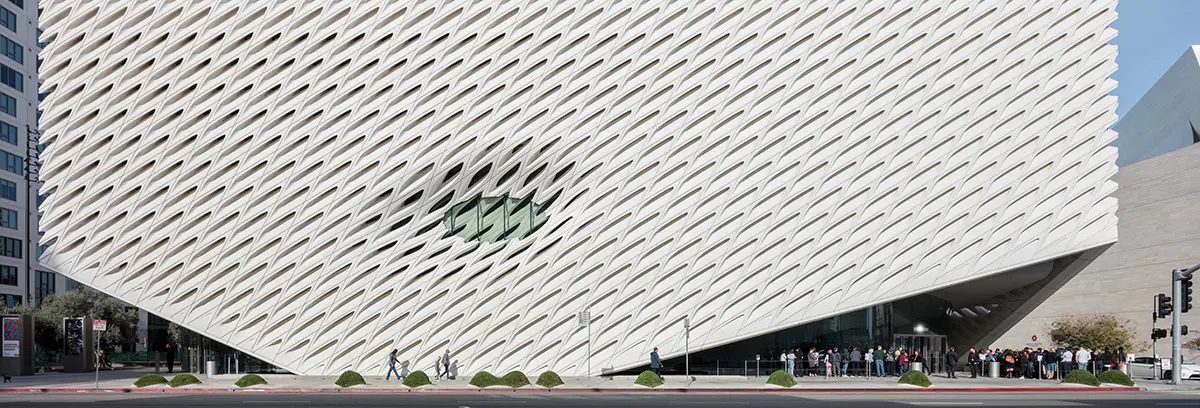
[894, 334, 948, 374]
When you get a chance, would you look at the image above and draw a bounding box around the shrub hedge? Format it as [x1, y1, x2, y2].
[335, 370, 367, 388]
[535, 371, 564, 388]
[168, 374, 202, 387]
[765, 370, 796, 387]
[1062, 369, 1101, 387]
[234, 374, 268, 388]
[1096, 370, 1134, 386]
[897, 370, 932, 388]
[402, 370, 432, 387]
[133, 374, 168, 388]
[634, 370, 664, 388]
[469, 371, 502, 387]
[500, 371, 530, 388]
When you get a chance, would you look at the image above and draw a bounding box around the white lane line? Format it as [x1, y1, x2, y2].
[243, 401, 310, 404]
[907, 403, 985, 406]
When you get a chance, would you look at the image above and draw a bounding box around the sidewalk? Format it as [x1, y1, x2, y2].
[0, 368, 1151, 393]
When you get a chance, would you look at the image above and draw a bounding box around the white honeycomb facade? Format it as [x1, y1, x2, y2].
[36, 0, 1119, 375]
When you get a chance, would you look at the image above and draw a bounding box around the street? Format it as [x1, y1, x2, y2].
[0, 392, 1196, 407]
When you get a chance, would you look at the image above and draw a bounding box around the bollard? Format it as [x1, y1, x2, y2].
[205, 361, 216, 379]
[154, 351, 160, 373]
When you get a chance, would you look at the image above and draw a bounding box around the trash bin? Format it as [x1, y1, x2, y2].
[910, 362, 923, 373]
[205, 361, 217, 378]
[989, 362, 1000, 378]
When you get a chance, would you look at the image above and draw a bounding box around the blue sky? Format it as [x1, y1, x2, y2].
[1112, 0, 1200, 118]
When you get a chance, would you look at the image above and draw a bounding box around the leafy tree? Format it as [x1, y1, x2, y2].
[0, 288, 138, 352]
[1048, 314, 1143, 352]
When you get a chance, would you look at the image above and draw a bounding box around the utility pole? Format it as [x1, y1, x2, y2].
[23, 125, 41, 306]
[1171, 264, 1198, 385]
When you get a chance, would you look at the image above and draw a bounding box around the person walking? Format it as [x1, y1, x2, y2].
[440, 349, 452, 379]
[873, 346, 886, 377]
[945, 347, 959, 378]
[1116, 346, 1127, 373]
[164, 343, 175, 374]
[967, 348, 979, 378]
[650, 347, 663, 379]
[386, 349, 403, 381]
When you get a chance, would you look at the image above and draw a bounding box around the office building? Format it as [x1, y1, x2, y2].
[0, 0, 62, 310]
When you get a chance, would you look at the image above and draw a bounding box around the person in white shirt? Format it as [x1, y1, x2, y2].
[787, 349, 798, 377]
[1076, 348, 1091, 372]
[780, 351, 788, 376]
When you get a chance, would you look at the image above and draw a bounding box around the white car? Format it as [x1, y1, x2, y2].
[1128, 357, 1200, 380]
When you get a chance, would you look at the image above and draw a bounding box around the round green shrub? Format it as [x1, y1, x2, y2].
[334, 370, 367, 388]
[133, 374, 168, 388]
[634, 370, 664, 388]
[469, 371, 502, 387]
[402, 370, 432, 387]
[1062, 369, 1100, 387]
[500, 371, 530, 388]
[234, 374, 268, 388]
[536, 371, 564, 388]
[765, 370, 796, 387]
[168, 374, 202, 388]
[897, 370, 932, 388]
[1096, 370, 1133, 386]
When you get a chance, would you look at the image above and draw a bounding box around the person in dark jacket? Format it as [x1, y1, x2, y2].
[165, 343, 176, 373]
[849, 347, 863, 377]
[830, 347, 843, 377]
[945, 347, 959, 378]
[967, 348, 980, 378]
[650, 347, 663, 378]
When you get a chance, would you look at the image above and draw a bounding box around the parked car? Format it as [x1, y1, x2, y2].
[1128, 357, 1200, 380]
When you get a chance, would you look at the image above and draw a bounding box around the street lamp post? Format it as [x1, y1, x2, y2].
[577, 311, 591, 377]
[683, 315, 691, 378]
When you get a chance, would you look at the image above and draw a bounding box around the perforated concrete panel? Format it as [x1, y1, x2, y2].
[37, 0, 1119, 375]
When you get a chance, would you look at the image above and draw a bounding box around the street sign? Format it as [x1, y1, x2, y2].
[1032, 335, 1037, 342]
[93, 320, 107, 332]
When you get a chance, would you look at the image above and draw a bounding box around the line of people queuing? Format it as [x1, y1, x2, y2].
[779, 345, 929, 378]
[983, 346, 1126, 379]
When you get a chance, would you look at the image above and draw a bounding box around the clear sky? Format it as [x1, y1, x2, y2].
[1112, 0, 1200, 118]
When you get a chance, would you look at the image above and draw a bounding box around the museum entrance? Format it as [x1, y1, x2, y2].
[895, 334, 948, 373]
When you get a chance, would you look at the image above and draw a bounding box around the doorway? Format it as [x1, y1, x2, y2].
[895, 334, 948, 373]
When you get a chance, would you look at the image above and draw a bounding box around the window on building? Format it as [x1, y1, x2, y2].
[35, 244, 45, 259]
[0, 264, 15, 285]
[36, 193, 45, 207]
[0, 179, 14, 201]
[1, 236, 20, 258]
[0, 35, 18, 63]
[0, 7, 14, 33]
[2, 294, 19, 307]
[1, 150, 19, 175]
[0, 120, 13, 145]
[0, 64, 19, 91]
[0, 207, 14, 229]
[6, 1, 21, 10]
[36, 270, 54, 304]
[0, 92, 14, 116]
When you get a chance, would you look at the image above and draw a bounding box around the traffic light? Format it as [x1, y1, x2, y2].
[1184, 325, 1190, 336]
[1183, 276, 1194, 313]
[1157, 293, 1174, 319]
[1152, 328, 1169, 340]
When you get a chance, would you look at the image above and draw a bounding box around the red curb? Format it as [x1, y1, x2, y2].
[0, 387, 1142, 394]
